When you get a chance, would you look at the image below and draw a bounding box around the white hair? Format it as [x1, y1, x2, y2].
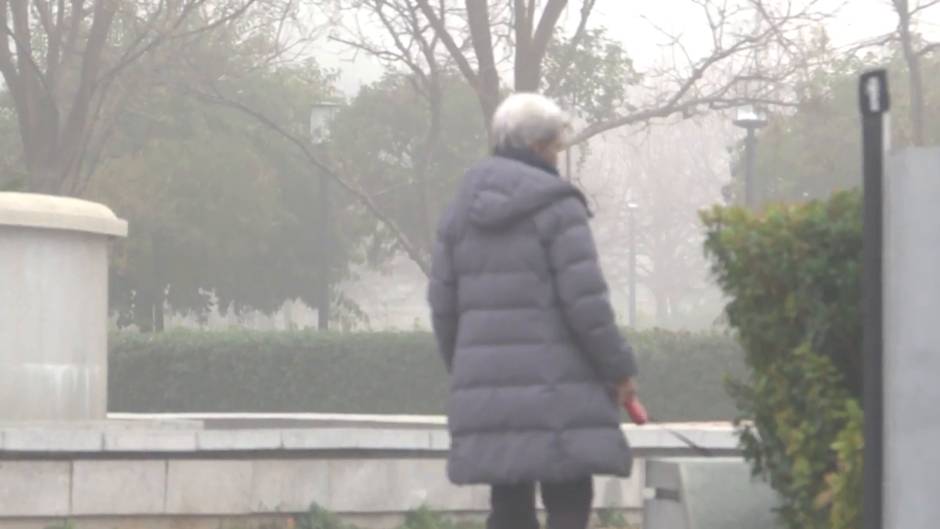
[491, 93, 570, 153]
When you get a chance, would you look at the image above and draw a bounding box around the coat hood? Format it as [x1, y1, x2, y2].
[467, 156, 588, 229]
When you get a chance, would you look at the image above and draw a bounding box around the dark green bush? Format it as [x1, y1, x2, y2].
[109, 329, 744, 422]
[702, 190, 863, 529]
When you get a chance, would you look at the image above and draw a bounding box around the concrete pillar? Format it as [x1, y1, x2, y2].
[0, 193, 127, 421]
[883, 148, 940, 528]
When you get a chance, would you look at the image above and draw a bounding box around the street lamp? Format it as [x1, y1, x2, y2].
[733, 105, 768, 207]
[627, 202, 639, 328]
[310, 102, 341, 331]
[310, 102, 341, 144]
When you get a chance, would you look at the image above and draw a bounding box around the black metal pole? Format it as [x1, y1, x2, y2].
[318, 169, 331, 331]
[860, 68, 889, 529]
[628, 207, 637, 327]
[744, 127, 757, 207]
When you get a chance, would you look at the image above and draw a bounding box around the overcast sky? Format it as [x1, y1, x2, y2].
[320, 0, 940, 95]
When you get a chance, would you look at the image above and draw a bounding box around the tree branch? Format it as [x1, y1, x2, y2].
[414, 0, 478, 88]
[464, 0, 500, 117]
[193, 87, 431, 275]
[530, 0, 567, 65]
[545, 0, 596, 95]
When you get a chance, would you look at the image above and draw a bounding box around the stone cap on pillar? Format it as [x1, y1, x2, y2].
[0, 192, 127, 237]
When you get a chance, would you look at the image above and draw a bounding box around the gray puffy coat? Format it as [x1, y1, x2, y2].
[428, 155, 638, 485]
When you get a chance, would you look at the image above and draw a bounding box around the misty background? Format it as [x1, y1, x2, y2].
[1, 0, 937, 333]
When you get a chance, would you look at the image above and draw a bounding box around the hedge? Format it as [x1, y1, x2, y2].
[702, 190, 862, 529]
[109, 328, 744, 422]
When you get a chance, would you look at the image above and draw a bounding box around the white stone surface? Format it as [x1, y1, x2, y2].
[280, 428, 436, 451]
[884, 148, 940, 529]
[0, 419, 739, 456]
[0, 193, 127, 236]
[249, 460, 330, 512]
[0, 193, 126, 422]
[386, 459, 487, 512]
[0, 419, 741, 523]
[196, 429, 283, 451]
[643, 458, 779, 529]
[72, 461, 166, 515]
[166, 460, 254, 514]
[1, 427, 103, 452]
[104, 430, 198, 452]
[0, 461, 70, 516]
[595, 463, 646, 509]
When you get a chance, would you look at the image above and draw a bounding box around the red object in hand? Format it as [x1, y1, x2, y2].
[624, 396, 649, 425]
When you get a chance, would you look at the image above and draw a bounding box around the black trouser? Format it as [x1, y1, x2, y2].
[488, 478, 593, 529]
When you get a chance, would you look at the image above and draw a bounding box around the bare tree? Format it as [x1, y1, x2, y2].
[331, 0, 451, 248]
[837, 0, 939, 146]
[890, 0, 939, 145]
[326, 1, 833, 145]
[0, 0, 258, 195]
[589, 117, 731, 328]
[568, 0, 830, 145]
[412, 0, 590, 125]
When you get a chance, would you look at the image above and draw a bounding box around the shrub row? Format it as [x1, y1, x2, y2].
[109, 329, 744, 422]
[702, 190, 863, 529]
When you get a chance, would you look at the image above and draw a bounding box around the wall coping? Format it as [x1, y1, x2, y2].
[0, 413, 741, 457]
[0, 192, 127, 237]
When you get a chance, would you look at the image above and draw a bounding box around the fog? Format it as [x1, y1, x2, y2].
[0, 0, 936, 332]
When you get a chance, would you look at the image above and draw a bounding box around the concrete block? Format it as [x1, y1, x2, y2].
[1, 428, 103, 452]
[327, 459, 396, 512]
[250, 460, 330, 512]
[643, 458, 780, 529]
[0, 461, 70, 516]
[0, 191, 127, 423]
[196, 429, 283, 451]
[166, 460, 253, 515]
[104, 430, 197, 452]
[884, 148, 940, 529]
[387, 459, 482, 512]
[281, 428, 431, 451]
[326, 458, 484, 514]
[428, 430, 451, 452]
[645, 458, 681, 491]
[72, 460, 166, 515]
[351, 429, 432, 450]
[594, 463, 645, 509]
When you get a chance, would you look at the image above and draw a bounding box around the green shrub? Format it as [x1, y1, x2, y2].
[596, 508, 633, 529]
[108, 329, 744, 422]
[397, 506, 482, 529]
[702, 190, 863, 529]
[295, 504, 357, 529]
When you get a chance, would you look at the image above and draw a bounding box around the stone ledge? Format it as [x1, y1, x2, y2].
[0, 193, 127, 237]
[0, 456, 659, 519]
[1, 417, 740, 457]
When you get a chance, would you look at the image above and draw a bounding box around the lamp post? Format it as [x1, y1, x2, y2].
[733, 105, 768, 207]
[627, 202, 639, 328]
[310, 102, 341, 331]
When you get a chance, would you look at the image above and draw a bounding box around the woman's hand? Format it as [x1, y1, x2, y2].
[617, 377, 638, 406]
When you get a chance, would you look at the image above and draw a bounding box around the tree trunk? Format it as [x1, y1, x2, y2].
[151, 232, 167, 333]
[465, 0, 501, 125]
[896, 0, 927, 146]
[415, 74, 443, 250]
[154, 299, 165, 333]
[653, 289, 670, 328]
[318, 168, 331, 331]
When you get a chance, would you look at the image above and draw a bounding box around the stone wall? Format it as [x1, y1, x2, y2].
[0, 415, 741, 529]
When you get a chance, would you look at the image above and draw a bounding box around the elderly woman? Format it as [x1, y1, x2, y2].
[427, 93, 639, 529]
